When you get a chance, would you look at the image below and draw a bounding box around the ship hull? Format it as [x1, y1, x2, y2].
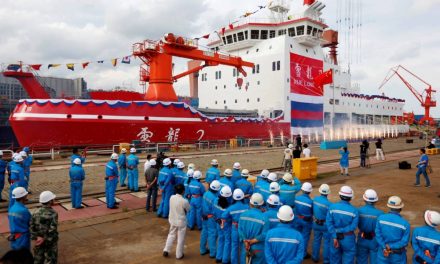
[10, 100, 289, 147]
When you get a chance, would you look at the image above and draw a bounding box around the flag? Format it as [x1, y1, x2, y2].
[6, 64, 21, 71]
[82, 62, 90, 69]
[66, 63, 75, 71]
[243, 12, 253, 17]
[48, 64, 61, 69]
[97, 60, 104, 63]
[202, 34, 210, 39]
[30, 64, 42, 71]
[314, 69, 333, 90]
[121, 56, 130, 64]
[221, 27, 226, 35]
[111, 58, 117, 67]
[229, 24, 234, 29]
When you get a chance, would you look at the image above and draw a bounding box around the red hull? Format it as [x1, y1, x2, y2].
[10, 100, 290, 147]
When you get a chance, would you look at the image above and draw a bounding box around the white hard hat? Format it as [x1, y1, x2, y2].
[267, 194, 281, 206]
[241, 169, 250, 177]
[149, 159, 157, 166]
[339, 185, 354, 198]
[193, 170, 202, 180]
[163, 158, 171, 166]
[188, 163, 195, 170]
[210, 180, 221, 191]
[13, 154, 23, 163]
[363, 189, 378, 203]
[424, 210, 440, 227]
[270, 182, 280, 192]
[121, 148, 127, 153]
[173, 159, 181, 165]
[261, 169, 270, 178]
[283, 173, 293, 183]
[387, 196, 404, 209]
[224, 169, 232, 177]
[19, 151, 27, 157]
[0, 150, 3, 155]
[233, 162, 241, 169]
[220, 186, 232, 198]
[187, 169, 194, 178]
[288, 144, 294, 149]
[39, 190, 56, 203]
[211, 159, 219, 166]
[277, 205, 294, 222]
[301, 182, 313, 193]
[130, 147, 136, 153]
[268, 172, 278, 182]
[12, 187, 28, 199]
[250, 193, 264, 206]
[319, 184, 330, 195]
[73, 158, 82, 165]
[233, 189, 245, 201]
[111, 153, 119, 160]
[12, 153, 19, 159]
[177, 161, 185, 169]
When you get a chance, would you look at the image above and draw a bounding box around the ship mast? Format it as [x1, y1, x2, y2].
[268, 0, 290, 23]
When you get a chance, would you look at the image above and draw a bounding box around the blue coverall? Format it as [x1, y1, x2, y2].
[265, 223, 305, 264]
[231, 169, 241, 186]
[235, 178, 254, 204]
[71, 154, 85, 166]
[256, 180, 271, 202]
[263, 206, 280, 230]
[9, 163, 25, 208]
[219, 176, 233, 190]
[173, 168, 187, 186]
[105, 160, 119, 208]
[238, 207, 270, 264]
[157, 166, 174, 218]
[213, 197, 232, 263]
[187, 178, 205, 230]
[312, 195, 332, 263]
[69, 164, 85, 208]
[7, 160, 16, 183]
[416, 154, 431, 186]
[339, 150, 350, 168]
[8, 201, 31, 250]
[23, 155, 32, 190]
[411, 225, 440, 264]
[294, 192, 313, 257]
[326, 200, 359, 264]
[205, 166, 220, 184]
[279, 178, 301, 208]
[222, 200, 249, 264]
[117, 153, 127, 186]
[200, 189, 218, 257]
[0, 159, 7, 201]
[126, 153, 139, 191]
[356, 204, 384, 264]
[375, 211, 410, 264]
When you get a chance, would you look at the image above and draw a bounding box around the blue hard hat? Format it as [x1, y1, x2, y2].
[23, 147, 30, 152]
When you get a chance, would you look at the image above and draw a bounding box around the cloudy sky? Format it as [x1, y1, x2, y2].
[1, 0, 439, 116]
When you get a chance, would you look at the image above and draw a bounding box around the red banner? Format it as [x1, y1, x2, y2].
[290, 53, 323, 96]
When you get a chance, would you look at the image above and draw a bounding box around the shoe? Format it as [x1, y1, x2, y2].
[200, 250, 209, 256]
[304, 253, 311, 259]
[75, 206, 85, 209]
[153, 209, 157, 212]
[28, 191, 33, 194]
[426, 185, 431, 188]
[312, 258, 319, 263]
[108, 206, 119, 209]
[120, 184, 127, 187]
[163, 251, 168, 257]
[216, 259, 222, 263]
[209, 255, 216, 259]
[414, 184, 421, 187]
[0, 199, 7, 202]
[345, 174, 350, 176]
[176, 254, 184, 260]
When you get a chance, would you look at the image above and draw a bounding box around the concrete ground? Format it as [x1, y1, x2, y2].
[1, 148, 437, 263]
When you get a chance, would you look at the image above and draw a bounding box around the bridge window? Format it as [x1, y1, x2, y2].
[278, 29, 286, 36]
[256, 64, 260, 73]
[233, 34, 237, 42]
[235, 99, 238, 103]
[272, 61, 276, 71]
[307, 26, 313, 35]
[237, 32, 244, 41]
[244, 31, 248, 39]
[288, 27, 296, 37]
[251, 30, 259, 39]
[222, 37, 226, 44]
[269, 30, 276, 38]
[277, 61, 280, 70]
[226, 35, 233, 44]
[261, 30, 268, 39]
[233, 68, 236, 77]
[312, 27, 318, 37]
[297, 26, 305, 35]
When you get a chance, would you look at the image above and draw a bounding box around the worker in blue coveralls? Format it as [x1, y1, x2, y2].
[8, 187, 31, 250]
[213, 185, 233, 263]
[200, 180, 221, 258]
[187, 170, 205, 230]
[311, 184, 332, 264]
[7, 153, 19, 184]
[231, 162, 241, 186]
[157, 158, 174, 218]
[375, 196, 410, 264]
[183, 169, 193, 200]
[259, 172, 278, 202]
[255, 169, 269, 185]
[268, 182, 287, 206]
[71, 148, 85, 166]
[254, 169, 270, 198]
[339, 147, 350, 176]
[205, 159, 220, 184]
[219, 169, 234, 189]
[279, 172, 301, 208]
[105, 153, 119, 209]
[356, 189, 384, 264]
[127, 148, 139, 192]
[171, 158, 180, 175]
[69, 158, 85, 209]
[0, 151, 8, 202]
[235, 169, 253, 204]
[412, 210, 440, 264]
[174, 162, 186, 186]
[238, 193, 270, 264]
[221, 188, 249, 264]
[118, 148, 128, 187]
[294, 182, 314, 259]
[9, 154, 25, 209]
[264, 194, 281, 229]
[265, 205, 304, 264]
[326, 185, 359, 264]
[415, 148, 431, 187]
[21, 148, 32, 192]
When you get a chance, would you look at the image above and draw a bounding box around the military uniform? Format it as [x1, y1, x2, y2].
[30, 205, 59, 264]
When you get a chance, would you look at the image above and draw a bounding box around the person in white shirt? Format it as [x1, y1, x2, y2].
[302, 144, 311, 158]
[144, 154, 152, 173]
[163, 184, 190, 259]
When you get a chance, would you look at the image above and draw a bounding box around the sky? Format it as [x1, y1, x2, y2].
[1, 0, 439, 116]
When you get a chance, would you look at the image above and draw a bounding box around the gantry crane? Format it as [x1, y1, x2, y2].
[132, 33, 254, 102]
[379, 65, 436, 126]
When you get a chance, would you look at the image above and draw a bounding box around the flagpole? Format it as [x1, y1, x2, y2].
[331, 69, 335, 134]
